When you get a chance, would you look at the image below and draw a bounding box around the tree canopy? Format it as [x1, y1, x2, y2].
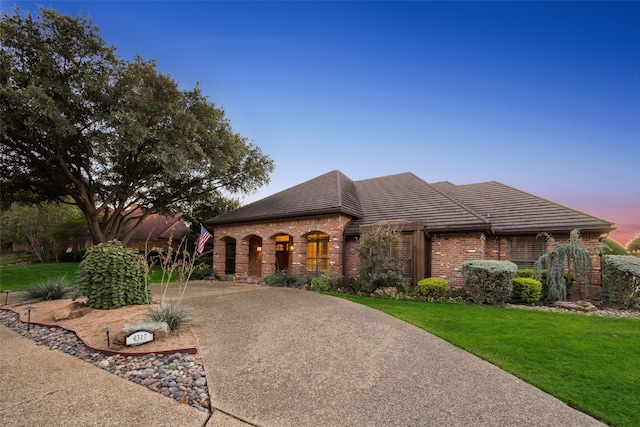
[601, 237, 628, 256]
[1, 7, 274, 244]
[627, 233, 640, 254]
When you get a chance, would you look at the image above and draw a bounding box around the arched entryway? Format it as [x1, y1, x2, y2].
[247, 235, 263, 277]
[274, 234, 293, 272]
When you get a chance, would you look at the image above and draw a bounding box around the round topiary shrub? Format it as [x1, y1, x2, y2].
[512, 277, 542, 303]
[462, 260, 518, 305]
[75, 240, 151, 309]
[417, 277, 449, 301]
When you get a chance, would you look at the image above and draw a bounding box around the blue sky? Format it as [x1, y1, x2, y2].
[4, 1, 639, 245]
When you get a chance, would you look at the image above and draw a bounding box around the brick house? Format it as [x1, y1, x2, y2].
[207, 170, 615, 294]
[126, 213, 190, 251]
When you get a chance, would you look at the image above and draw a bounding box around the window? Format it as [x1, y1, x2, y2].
[392, 233, 412, 278]
[508, 236, 545, 269]
[224, 239, 236, 274]
[307, 232, 330, 272]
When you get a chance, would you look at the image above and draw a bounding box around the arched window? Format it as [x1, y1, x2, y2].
[307, 232, 330, 273]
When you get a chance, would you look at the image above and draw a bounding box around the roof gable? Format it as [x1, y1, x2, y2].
[208, 170, 362, 224]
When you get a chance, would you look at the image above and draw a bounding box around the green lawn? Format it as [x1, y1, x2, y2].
[0, 262, 80, 291]
[335, 294, 640, 427]
[0, 262, 177, 291]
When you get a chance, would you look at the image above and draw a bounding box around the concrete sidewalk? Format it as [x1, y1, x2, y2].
[1, 282, 606, 426]
[0, 324, 209, 427]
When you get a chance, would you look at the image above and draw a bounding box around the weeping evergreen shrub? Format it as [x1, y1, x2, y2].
[75, 241, 151, 309]
[533, 229, 597, 301]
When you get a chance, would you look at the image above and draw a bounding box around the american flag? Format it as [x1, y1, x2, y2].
[197, 224, 212, 254]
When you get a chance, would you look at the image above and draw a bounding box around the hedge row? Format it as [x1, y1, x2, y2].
[601, 255, 640, 307]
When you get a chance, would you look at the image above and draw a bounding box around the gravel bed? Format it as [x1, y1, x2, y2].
[0, 309, 210, 412]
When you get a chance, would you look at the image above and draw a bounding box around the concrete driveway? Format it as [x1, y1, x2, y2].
[175, 282, 605, 427]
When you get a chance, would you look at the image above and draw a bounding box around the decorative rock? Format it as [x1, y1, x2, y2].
[53, 302, 87, 321]
[374, 287, 398, 298]
[553, 300, 598, 312]
[113, 322, 169, 345]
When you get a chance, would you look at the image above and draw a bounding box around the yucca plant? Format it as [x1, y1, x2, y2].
[23, 279, 71, 301]
[147, 302, 191, 330]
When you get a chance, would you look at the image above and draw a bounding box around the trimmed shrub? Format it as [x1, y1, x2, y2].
[417, 277, 449, 301]
[512, 277, 542, 303]
[517, 269, 575, 301]
[23, 279, 71, 302]
[601, 255, 640, 307]
[311, 271, 341, 292]
[264, 270, 307, 288]
[462, 260, 518, 305]
[189, 262, 213, 280]
[75, 241, 151, 309]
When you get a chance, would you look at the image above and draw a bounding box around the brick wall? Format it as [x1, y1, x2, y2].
[212, 214, 352, 279]
[430, 232, 487, 287]
[343, 236, 360, 279]
[213, 214, 605, 299]
[485, 236, 509, 261]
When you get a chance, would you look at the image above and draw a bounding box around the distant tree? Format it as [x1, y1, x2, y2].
[601, 238, 628, 255]
[1, 7, 274, 245]
[0, 202, 87, 261]
[627, 233, 640, 254]
[183, 195, 241, 234]
[48, 204, 90, 254]
[0, 204, 49, 260]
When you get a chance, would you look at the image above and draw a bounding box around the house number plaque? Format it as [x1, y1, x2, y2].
[125, 330, 154, 346]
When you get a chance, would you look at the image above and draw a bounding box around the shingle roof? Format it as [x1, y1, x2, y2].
[208, 171, 615, 236]
[343, 173, 490, 235]
[431, 181, 615, 234]
[208, 170, 362, 225]
[128, 213, 189, 240]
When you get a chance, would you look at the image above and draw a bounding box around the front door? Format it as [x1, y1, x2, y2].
[275, 242, 289, 272]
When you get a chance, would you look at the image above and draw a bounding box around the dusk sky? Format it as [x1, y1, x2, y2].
[4, 1, 639, 245]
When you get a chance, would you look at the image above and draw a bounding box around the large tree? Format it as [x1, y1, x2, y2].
[0, 7, 274, 244]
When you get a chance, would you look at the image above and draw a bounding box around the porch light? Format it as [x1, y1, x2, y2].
[256, 246, 262, 252]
